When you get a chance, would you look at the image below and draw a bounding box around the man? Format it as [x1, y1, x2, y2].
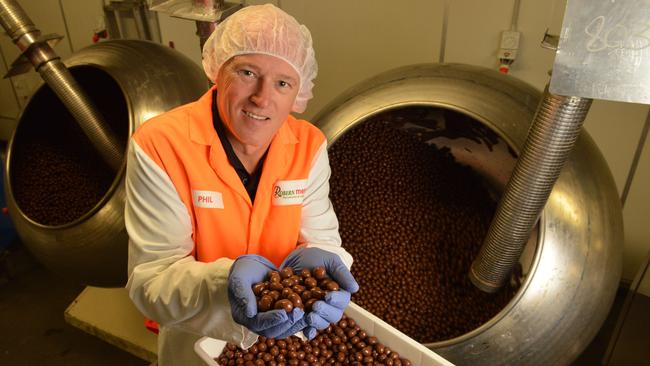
[124, 4, 358, 365]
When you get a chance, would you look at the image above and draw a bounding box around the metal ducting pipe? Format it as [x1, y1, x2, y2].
[470, 86, 592, 292]
[314, 63, 622, 365]
[194, 0, 224, 51]
[3, 40, 209, 286]
[0, 0, 123, 172]
[147, 0, 241, 66]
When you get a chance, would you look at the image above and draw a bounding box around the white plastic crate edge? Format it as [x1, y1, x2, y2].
[194, 302, 455, 366]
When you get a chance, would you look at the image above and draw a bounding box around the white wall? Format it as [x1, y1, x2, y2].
[1, 0, 648, 282]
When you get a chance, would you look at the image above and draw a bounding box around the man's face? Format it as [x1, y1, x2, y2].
[216, 53, 300, 150]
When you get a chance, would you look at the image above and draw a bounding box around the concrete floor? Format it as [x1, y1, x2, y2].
[0, 241, 629, 366]
[0, 243, 147, 366]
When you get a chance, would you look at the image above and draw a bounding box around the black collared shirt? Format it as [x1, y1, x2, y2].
[212, 91, 267, 203]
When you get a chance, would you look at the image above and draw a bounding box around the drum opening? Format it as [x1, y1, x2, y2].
[328, 105, 530, 343]
[8, 66, 129, 227]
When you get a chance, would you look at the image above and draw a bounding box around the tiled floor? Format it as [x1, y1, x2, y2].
[0, 242, 631, 366]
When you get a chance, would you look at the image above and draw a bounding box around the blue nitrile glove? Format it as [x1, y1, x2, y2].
[277, 289, 352, 339]
[278, 247, 359, 339]
[228, 254, 305, 338]
[280, 247, 359, 292]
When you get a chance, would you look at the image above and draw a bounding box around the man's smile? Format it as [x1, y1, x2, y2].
[243, 110, 269, 120]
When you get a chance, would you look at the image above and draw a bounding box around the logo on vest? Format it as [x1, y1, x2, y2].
[272, 179, 307, 206]
[192, 190, 224, 209]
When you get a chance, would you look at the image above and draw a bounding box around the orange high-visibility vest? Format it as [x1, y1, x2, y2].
[131, 87, 326, 266]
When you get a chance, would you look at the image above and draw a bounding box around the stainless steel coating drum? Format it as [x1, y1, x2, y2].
[3, 40, 209, 287]
[314, 64, 623, 365]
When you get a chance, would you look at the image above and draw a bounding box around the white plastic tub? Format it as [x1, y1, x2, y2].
[195, 302, 454, 365]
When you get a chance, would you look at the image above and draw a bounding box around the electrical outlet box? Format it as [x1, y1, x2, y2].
[500, 30, 521, 49]
[498, 30, 521, 60]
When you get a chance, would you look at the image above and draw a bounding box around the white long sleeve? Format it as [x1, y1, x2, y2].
[299, 142, 353, 269]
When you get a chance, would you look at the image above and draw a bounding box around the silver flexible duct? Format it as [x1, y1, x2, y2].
[0, 0, 35, 42]
[1, 0, 123, 172]
[469, 84, 592, 293]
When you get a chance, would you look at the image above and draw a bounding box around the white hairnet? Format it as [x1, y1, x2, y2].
[202, 4, 317, 113]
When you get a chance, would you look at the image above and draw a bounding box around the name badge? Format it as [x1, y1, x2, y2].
[192, 190, 224, 209]
[272, 179, 307, 206]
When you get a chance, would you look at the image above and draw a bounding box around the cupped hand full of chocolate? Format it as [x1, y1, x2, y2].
[253, 266, 341, 314]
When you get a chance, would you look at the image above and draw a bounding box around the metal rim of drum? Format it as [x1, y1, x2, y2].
[2, 40, 209, 287]
[316, 69, 538, 333]
[4, 63, 131, 230]
[323, 100, 539, 345]
[313, 63, 622, 364]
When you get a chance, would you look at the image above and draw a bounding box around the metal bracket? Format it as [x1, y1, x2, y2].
[549, 0, 650, 104]
[4, 33, 64, 78]
[148, 0, 242, 22]
[540, 28, 559, 51]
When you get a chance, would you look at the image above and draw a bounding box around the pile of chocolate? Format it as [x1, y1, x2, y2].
[328, 108, 520, 342]
[10, 71, 128, 226]
[216, 315, 412, 366]
[254, 267, 340, 313]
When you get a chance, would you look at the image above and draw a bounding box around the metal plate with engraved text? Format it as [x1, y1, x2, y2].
[550, 0, 650, 104]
